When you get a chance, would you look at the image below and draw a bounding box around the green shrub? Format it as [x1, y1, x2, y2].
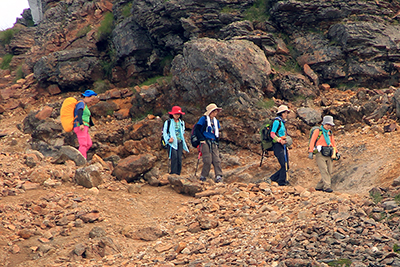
[76, 25, 92, 38]
[132, 109, 154, 122]
[394, 244, 400, 253]
[370, 191, 383, 204]
[257, 98, 275, 109]
[93, 80, 110, 94]
[0, 29, 18, 46]
[97, 12, 114, 41]
[122, 3, 132, 18]
[221, 6, 237, 13]
[0, 54, 13, 70]
[100, 60, 115, 79]
[14, 66, 25, 82]
[160, 55, 174, 70]
[327, 259, 352, 267]
[394, 193, 400, 204]
[26, 18, 35, 27]
[269, 57, 301, 73]
[243, 0, 270, 22]
[140, 75, 172, 86]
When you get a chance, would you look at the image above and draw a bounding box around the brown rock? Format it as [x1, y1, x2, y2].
[79, 211, 100, 223]
[154, 243, 174, 253]
[29, 168, 51, 184]
[112, 153, 157, 182]
[132, 227, 166, 241]
[47, 84, 61, 95]
[22, 181, 40, 190]
[11, 244, 20, 254]
[18, 229, 33, 239]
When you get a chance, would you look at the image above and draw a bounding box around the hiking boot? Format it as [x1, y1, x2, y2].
[199, 176, 206, 182]
[315, 188, 323, 191]
[215, 176, 223, 183]
[324, 188, 333, 193]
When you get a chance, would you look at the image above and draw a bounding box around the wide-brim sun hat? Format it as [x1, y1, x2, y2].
[322, 115, 335, 126]
[277, 105, 290, 114]
[168, 106, 185, 115]
[82, 90, 98, 97]
[204, 103, 222, 116]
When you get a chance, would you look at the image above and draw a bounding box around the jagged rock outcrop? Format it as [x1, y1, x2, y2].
[33, 48, 103, 89]
[171, 37, 271, 107]
[271, 0, 400, 89]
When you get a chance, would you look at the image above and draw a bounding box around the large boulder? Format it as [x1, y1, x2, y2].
[112, 153, 157, 182]
[33, 48, 103, 89]
[171, 37, 271, 106]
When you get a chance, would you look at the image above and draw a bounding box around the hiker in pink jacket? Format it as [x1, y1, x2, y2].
[73, 90, 97, 159]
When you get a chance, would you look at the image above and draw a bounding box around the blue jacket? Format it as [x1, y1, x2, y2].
[196, 115, 220, 141]
[163, 119, 189, 156]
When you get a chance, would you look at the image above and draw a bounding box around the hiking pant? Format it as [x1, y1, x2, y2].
[74, 126, 92, 159]
[200, 141, 222, 178]
[270, 143, 288, 186]
[169, 141, 183, 175]
[315, 152, 333, 190]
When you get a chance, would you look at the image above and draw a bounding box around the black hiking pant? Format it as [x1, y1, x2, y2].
[169, 141, 183, 175]
[270, 142, 288, 186]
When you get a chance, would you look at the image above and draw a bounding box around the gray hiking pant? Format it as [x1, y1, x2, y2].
[200, 141, 222, 178]
[315, 152, 333, 190]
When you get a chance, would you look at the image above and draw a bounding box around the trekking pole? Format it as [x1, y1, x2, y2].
[259, 147, 265, 167]
[284, 144, 290, 183]
[167, 145, 171, 174]
[194, 144, 202, 177]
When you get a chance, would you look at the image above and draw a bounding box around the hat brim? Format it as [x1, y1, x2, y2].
[204, 108, 222, 116]
[168, 111, 185, 115]
[82, 92, 97, 97]
[277, 109, 290, 114]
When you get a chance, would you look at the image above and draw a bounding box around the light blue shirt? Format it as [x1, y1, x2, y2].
[271, 117, 286, 137]
[163, 119, 189, 157]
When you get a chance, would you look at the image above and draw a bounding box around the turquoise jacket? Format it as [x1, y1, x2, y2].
[163, 119, 189, 156]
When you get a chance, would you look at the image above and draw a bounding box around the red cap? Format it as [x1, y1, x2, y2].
[168, 106, 185, 115]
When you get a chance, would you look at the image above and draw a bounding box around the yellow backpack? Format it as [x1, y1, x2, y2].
[60, 97, 78, 132]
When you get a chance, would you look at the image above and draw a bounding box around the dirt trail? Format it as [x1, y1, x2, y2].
[1, 102, 400, 266]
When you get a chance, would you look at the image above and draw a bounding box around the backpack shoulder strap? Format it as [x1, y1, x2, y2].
[167, 119, 171, 132]
[75, 100, 85, 110]
[273, 117, 283, 132]
[315, 126, 324, 142]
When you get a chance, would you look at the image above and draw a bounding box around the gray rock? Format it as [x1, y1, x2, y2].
[53, 146, 86, 167]
[297, 107, 322, 125]
[73, 243, 86, 256]
[333, 232, 346, 239]
[33, 48, 103, 89]
[75, 162, 104, 188]
[168, 175, 202, 197]
[382, 201, 398, 210]
[392, 176, 400, 187]
[89, 227, 107, 239]
[171, 37, 271, 106]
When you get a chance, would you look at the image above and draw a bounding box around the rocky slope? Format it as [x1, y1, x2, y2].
[1, 0, 400, 266]
[0, 71, 400, 266]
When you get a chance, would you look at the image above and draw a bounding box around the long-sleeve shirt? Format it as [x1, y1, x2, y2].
[308, 127, 337, 153]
